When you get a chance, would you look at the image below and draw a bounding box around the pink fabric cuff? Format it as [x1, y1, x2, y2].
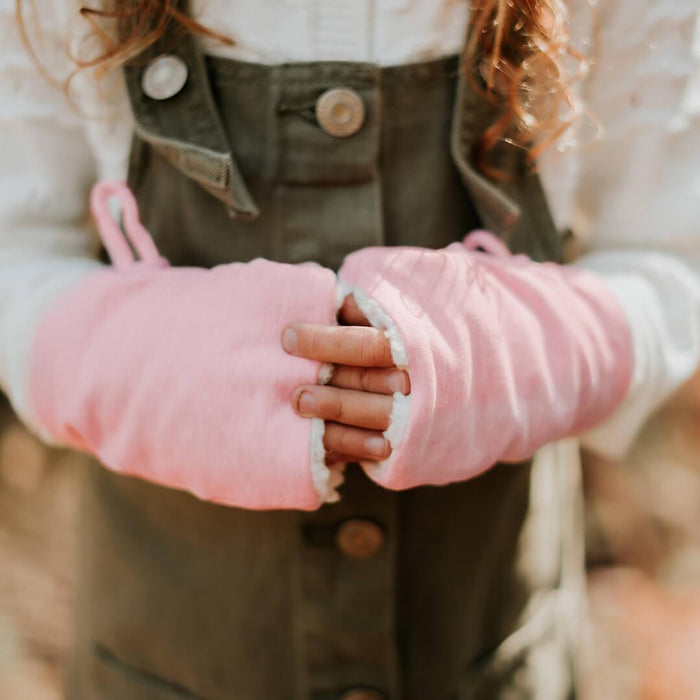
[28, 182, 341, 510]
[338, 231, 634, 490]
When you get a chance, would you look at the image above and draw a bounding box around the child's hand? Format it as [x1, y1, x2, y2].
[282, 295, 410, 465]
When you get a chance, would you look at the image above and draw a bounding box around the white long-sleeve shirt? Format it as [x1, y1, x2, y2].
[2, 0, 700, 457]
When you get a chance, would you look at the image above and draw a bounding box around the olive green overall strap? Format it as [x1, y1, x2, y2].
[121, 0, 259, 218]
[450, 40, 562, 263]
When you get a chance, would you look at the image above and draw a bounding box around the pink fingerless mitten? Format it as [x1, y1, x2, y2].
[28, 182, 341, 510]
[338, 231, 634, 490]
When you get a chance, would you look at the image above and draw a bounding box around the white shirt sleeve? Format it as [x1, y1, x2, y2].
[540, 0, 700, 458]
[0, 1, 130, 432]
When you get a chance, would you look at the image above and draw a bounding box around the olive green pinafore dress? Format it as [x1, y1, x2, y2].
[67, 6, 584, 699]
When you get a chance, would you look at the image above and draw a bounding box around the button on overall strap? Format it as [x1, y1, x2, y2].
[121, 0, 259, 218]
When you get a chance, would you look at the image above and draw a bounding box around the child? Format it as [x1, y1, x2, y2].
[4, 0, 700, 697]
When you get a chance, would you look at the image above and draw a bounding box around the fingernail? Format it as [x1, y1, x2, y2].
[365, 436, 387, 457]
[296, 391, 318, 416]
[282, 327, 298, 354]
[387, 371, 407, 394]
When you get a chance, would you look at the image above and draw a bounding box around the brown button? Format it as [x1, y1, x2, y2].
[316, 88, 365, 138]
[340, 690, 385, 700]
[335, 519, 384, 560]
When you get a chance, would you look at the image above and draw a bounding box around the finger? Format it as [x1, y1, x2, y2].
[323, 422, 391, 461]
[282, 323, 394, 367]
[293, 385, 393, 431]
[338, 294, 370, 326]
[330, 365, 411, 396]
[324, 450, 357, 466]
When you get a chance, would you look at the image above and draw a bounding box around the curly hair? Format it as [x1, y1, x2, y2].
[466, 0, 589, 177]
[17, 0, 588, 173]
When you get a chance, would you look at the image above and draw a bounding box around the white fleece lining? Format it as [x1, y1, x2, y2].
[310, 282, 413, 499]
[337, 281, 412, 471]
[317, 362, 335, 385]
[309, 417, 344, 503]
[338, 281, 409, 368]
[315, 285, 349, 391]
[308, 280, 348, 503]
[384, 391, 411, 448]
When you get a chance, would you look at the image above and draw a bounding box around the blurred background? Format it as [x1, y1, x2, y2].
[1, 379, 700, 699]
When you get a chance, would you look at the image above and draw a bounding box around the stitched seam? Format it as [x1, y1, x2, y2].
[92, 643, 205, 699]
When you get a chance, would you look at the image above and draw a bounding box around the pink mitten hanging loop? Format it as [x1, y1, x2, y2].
[462, 229, 512, 257]
[90, 180, 169, 270]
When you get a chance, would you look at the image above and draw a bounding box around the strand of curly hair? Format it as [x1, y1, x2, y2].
[466, 0, 589, 177]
